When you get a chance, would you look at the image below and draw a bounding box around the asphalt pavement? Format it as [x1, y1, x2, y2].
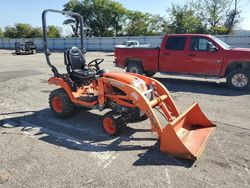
[0, 50, 249, 187]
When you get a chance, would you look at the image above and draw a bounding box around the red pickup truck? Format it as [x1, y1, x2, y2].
[114, 34, 250, 90]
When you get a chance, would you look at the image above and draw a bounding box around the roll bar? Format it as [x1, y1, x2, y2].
[42, 9, 84, 76]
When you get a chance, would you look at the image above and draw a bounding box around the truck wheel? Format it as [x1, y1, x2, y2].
[144, 71, 156, 77]
[49, 88, 75, 118]
[227, 68, 250, 90]
[102, 112, 124, 136]
[126, 63, 144, 74]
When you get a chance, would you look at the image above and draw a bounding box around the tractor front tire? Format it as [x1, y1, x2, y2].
[102, 112, 124, 136]
[49, 88, 75, 118]
[126, 62, 144, 75]
[227, 68, 250, 90]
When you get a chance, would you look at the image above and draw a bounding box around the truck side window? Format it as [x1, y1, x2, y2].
[165, 37, 186, 50]
[190, 37, 214, 51]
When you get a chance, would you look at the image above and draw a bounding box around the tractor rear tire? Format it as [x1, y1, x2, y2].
[49, 88, 75, 118]
[102, 111, 124, 136]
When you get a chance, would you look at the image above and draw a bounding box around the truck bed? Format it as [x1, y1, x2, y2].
[114, 47, 160, 71]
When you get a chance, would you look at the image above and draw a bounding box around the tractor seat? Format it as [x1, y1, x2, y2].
[71, 68, 95, 80]
[65, 47, 95, 83]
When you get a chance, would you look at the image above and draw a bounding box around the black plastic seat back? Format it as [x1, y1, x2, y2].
[64, 47, 96, 86]
[65, 47, 87, 72]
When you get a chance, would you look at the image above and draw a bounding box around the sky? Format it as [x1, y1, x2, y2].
[0, 0, 249, 33]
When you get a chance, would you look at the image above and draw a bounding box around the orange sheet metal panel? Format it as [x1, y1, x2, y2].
[160, 103, 215, 160]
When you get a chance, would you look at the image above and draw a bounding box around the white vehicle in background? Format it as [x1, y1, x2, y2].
[115, 40, 150, 48]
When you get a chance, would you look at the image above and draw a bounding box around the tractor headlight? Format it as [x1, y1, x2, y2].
[131, 78, 147, 91]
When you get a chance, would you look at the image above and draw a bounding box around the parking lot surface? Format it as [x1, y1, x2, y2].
[0, 50, 249, 187]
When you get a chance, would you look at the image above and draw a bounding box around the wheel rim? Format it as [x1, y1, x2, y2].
[103, 117, 116, 135]
[52, 96, 63, 113]
[231, 73, 248, 88]
[129, 67, 139, 73]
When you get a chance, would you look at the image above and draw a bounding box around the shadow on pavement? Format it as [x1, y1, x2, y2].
[155, 76, 250, 96]
[0, 109, 193, 168]
[133, 143, 194, 168]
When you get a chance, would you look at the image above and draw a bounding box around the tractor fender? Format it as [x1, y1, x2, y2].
[48, 77, 97, 107]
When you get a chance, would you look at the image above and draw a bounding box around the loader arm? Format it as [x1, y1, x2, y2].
[99, 75, 215, 160]
[100, 77, 176, 137]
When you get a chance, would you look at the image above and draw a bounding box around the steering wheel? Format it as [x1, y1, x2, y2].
[87, 58, 104, 71]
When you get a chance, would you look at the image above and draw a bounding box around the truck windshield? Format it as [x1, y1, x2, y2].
[211, 36, 232, 49]
[122, 42, 129, 45]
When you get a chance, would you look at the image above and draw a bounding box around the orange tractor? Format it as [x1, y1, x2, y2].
[42, 9, 215, 160]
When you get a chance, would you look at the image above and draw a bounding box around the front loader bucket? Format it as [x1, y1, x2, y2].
[160, 103, 215, 160]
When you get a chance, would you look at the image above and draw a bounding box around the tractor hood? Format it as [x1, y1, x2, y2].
[103, 72, 147, 91]
[103, 72, 139, 84]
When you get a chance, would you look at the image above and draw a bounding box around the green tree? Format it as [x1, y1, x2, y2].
[224, 0, 240, 34]
[63, 0, 83, 37]
[63, 0, 127, 37]
[63, 0, 170, 36]
[107, 1, 127, 36]
[0, 28, 3, 38]
[4, 26, 18, 38]
[166, 4, 207, 34]
[4, 23, 32, 38]
[4, 24, 44, 38]
[192, 0, 241, 34]
[124, 11, 149, 36]
[47, 25, 61, 38]
[15, 23, 33, 38]
[146, 14, 168, 35]
[29, 27, 43, 38]
[91, 0, 127, 36]
[124, 11, 167, 36]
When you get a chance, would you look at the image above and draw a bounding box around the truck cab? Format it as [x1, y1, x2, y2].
[159, 34, 224, 76]
[114, 34, 250, 90]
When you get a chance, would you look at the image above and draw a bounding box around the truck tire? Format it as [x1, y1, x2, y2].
[49, 88, 75, 118]
[226, 68, 250, 90]
[126, 62, 144, 75]
[144, 71, 156, 77]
